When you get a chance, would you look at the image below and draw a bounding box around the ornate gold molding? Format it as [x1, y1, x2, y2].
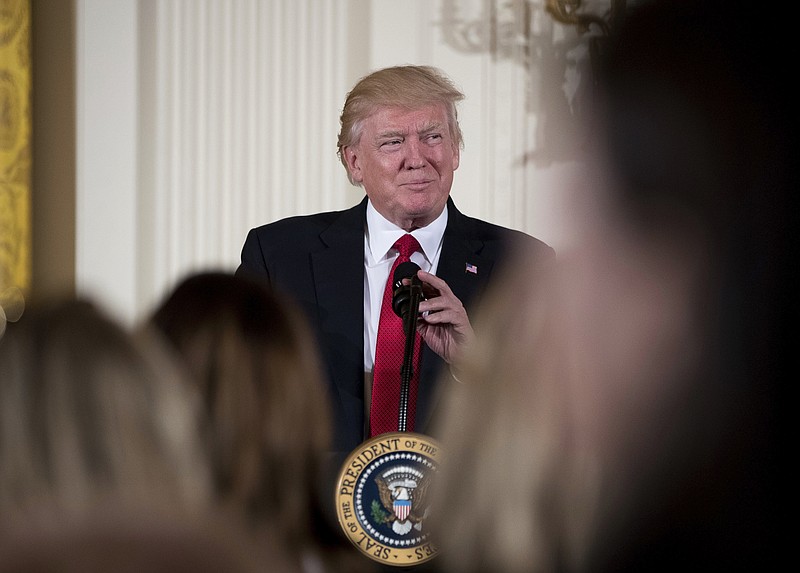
[0, 0, 30, 336]
[545, 0, 627, 37]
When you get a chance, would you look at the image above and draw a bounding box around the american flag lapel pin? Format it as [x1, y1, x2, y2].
[465, 262, 478, 274]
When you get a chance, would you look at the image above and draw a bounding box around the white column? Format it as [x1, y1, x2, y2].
[138, 0, 357, 322]
[75, 0, 139, 325]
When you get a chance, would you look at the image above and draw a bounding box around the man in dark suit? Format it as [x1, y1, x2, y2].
[236, 65, 552, 458]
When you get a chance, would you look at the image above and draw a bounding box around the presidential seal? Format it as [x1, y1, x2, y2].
[335, 432, 441, 567]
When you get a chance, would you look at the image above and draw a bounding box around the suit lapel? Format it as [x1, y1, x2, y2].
[416, 199, 496, 431]
[436, 201, 495, 307]
[311, 198, 367, 401]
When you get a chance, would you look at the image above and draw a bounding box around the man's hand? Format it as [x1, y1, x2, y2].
[414, 270, 475, 364]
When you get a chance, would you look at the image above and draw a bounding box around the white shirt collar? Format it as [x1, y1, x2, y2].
[365, 199, 448, 266]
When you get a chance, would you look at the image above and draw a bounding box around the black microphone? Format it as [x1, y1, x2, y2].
[392, 261, 421, 321]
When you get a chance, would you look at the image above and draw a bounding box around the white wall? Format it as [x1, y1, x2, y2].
[75, 0, 593, 325]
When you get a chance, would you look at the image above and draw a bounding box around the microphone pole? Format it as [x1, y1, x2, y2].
[392, 263, 424, 433]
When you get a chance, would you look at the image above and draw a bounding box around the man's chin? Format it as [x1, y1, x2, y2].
[400, 203, 448, 230]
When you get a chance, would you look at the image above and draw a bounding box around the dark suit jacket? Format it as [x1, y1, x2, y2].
[236, 196, 553, 456]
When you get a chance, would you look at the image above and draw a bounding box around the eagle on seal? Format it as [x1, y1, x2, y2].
[375, 472, 432, 535]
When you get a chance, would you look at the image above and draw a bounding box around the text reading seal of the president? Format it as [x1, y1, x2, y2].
[335, 432, 441, 567]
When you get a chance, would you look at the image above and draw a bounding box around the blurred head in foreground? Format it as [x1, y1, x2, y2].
[0, 298, 210, 522]
[0, 298, 299, 569]
[149, 272, 372, 571]
[434, 0, 792, 571]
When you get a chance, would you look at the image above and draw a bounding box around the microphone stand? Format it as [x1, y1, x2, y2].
[397, 276, 423, 432]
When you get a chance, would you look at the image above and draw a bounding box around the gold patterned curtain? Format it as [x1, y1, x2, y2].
[0, 0, 30, 336]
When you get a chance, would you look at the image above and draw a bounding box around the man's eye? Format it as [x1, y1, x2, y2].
[426, 134, 442, 142]
[381, 140, 402, 147]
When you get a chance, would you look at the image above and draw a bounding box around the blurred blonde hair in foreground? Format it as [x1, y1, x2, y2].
[0, 297, 299, 571]
[433, 0, 792, 570]
[0, 298, 209, 518]
[148, 271, 374, 572]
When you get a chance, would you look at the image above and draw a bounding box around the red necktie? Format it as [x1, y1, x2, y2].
[370, 234, 422, 437]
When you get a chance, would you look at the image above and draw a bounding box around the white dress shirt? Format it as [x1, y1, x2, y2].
[363, 199, 447, 373]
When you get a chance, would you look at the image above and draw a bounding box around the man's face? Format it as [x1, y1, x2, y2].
[344, 104, 460, 231]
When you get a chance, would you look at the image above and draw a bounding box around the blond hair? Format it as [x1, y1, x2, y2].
[337, 65, 465, 184]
